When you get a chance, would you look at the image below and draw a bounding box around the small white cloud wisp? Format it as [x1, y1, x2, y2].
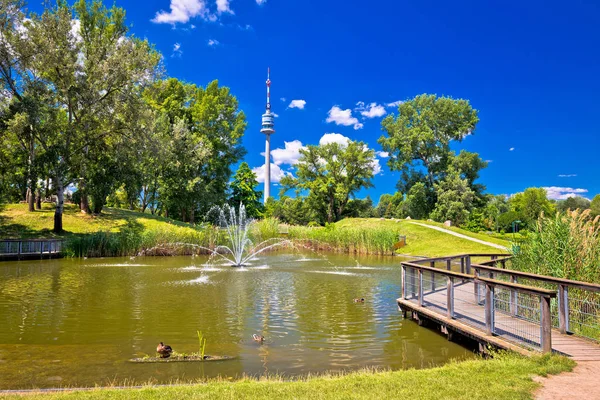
[326, 106, 363, 130]
[288, 99, 306, 109]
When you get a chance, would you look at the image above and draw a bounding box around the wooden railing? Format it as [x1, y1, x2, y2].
[472, 259, 600, 340]
[401, 254, 558, 352]
[0, 239, 64, 259]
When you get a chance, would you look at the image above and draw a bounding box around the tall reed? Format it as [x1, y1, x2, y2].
[512, 210, 600, 282]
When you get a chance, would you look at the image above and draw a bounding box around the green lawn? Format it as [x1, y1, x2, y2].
[0, 203, 200, 239]
[408, 219, 513, 247]
[0, 354, 573, 400]
[0, 204, 510, 258]
[333, 218, 509, 257]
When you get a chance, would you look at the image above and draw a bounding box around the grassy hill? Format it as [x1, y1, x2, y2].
[0, 203, 510, 258]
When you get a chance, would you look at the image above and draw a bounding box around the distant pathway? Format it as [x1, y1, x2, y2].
[535, 361, 600, 400]
[407, 222, 508, 251]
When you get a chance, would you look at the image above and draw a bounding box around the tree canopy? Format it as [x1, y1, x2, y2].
[280, 141, 375, 223]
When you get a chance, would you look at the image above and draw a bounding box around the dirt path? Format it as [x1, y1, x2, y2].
[534, 361, 600, 399]
[407, 222, 508, 251]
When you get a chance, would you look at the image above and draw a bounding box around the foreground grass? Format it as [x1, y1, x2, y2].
[0, 354, 574, 400]
[0, 203, 509, 258]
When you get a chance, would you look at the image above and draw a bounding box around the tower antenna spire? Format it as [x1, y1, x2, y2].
[266, 67, 271, 110]
[260, 67, 275, 204]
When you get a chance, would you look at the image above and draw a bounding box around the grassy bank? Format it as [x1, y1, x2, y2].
[0, 204, 509, 258]
[0, 353, 573, 400]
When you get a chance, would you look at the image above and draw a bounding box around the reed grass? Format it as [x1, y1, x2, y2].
[512, 209, 600, 339]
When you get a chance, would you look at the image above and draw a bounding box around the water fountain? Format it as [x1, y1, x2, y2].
[206, 204, 289, 267]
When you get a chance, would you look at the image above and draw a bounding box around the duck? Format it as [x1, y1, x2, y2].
[252, 334, 264, 344]
[156, 342, 173, 358]
[353, 298, 365, 303]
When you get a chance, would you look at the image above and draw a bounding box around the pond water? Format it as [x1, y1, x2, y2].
[0, 252, 476, 389]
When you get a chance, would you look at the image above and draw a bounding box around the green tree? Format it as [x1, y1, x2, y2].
[281, 141, 375, 224]
[379, 94, 479, 189]
[431, 169, 475, 226]
[229, 162, 263, 219]
[510, 188, 555, 225]
[402, 182, 431, 220]
[144, 78, 246, 221]
[6, 0, 161, 230]
[557, 196, 591, 213]
[450, 150, 488, 204]
[591, 195, 600, 217]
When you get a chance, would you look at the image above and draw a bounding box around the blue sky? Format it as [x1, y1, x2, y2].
[32, 0, 600, 201]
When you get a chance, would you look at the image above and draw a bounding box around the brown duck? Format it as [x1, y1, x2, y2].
[252, 334, 264, 344]
[157, 342, 173, 358]
[353, 298, 365, 303]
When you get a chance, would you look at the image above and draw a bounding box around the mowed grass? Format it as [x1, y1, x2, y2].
[329, 218, 509, 257]
[0, 204, 509, 257]
[0, 203, 199, 239]
[409, 219, 512, 247]
[0, 354, 574, 400]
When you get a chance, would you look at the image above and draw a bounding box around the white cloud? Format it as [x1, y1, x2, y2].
[256, 0, 267, 4]
[152, 0, 209, 24]
[485, 159, 493, 163]
[370, 158, 382, 175]
[509, 147, 515, 151]
[268, 140, 305, 165]
[288, 99, 306, 109]
[171, 42, 183, 57]
[326, 106, 363, 130]
[280, 97, 286, 102]
[558, 174, 577, 178]
[207, 39, 220, 46]
[356, 102, 386, 118]
[216, 0, 233, 14]
[543, 187, 588, 200]
[272, 113, 279, 118]
[252, 163, 292, 183]
[70, 19, 82, 43]
[376, 151, 389, 158]
[386, 100, 403, 107]
[319, 133, 351, 146]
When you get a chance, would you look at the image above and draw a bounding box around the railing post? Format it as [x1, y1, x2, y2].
[418, 269, 424, 307]
[540, 295, 552, 353]
[510, 275, 518, 316]
[401, 265, 406, 299]
[446, 259, 451, 271]
[431, 271, 435, 292]
[558, 284, 569, 334]
[466, 255, 471, 274]
[18, 241, 22, 260]
[410, 267, 416, 298]
[485, 283, 495, 335]
[474, 267, 480, 303]
[460, 257, 465, 273]
[447, 276, 454, 319]
[501, 259, 506, 269]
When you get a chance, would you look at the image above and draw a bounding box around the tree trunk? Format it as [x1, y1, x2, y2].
[36, 189, 42, 209]
[54, 173, 64, 233]
[181, 208, 186, 222]
[27, 187, 35, 211]
[45, 177, 50, 198]
[189, 209, 195, 224]
[79, 182, 90, 213]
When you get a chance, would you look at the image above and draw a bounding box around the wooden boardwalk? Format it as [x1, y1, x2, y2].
[398, 281, 600, 360]
[399, 254, 600, 361]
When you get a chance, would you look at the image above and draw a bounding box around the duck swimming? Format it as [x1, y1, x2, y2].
[252, 334, 264, 344]
[157, 342, 173, 358]
[353, 298, 365, 303]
